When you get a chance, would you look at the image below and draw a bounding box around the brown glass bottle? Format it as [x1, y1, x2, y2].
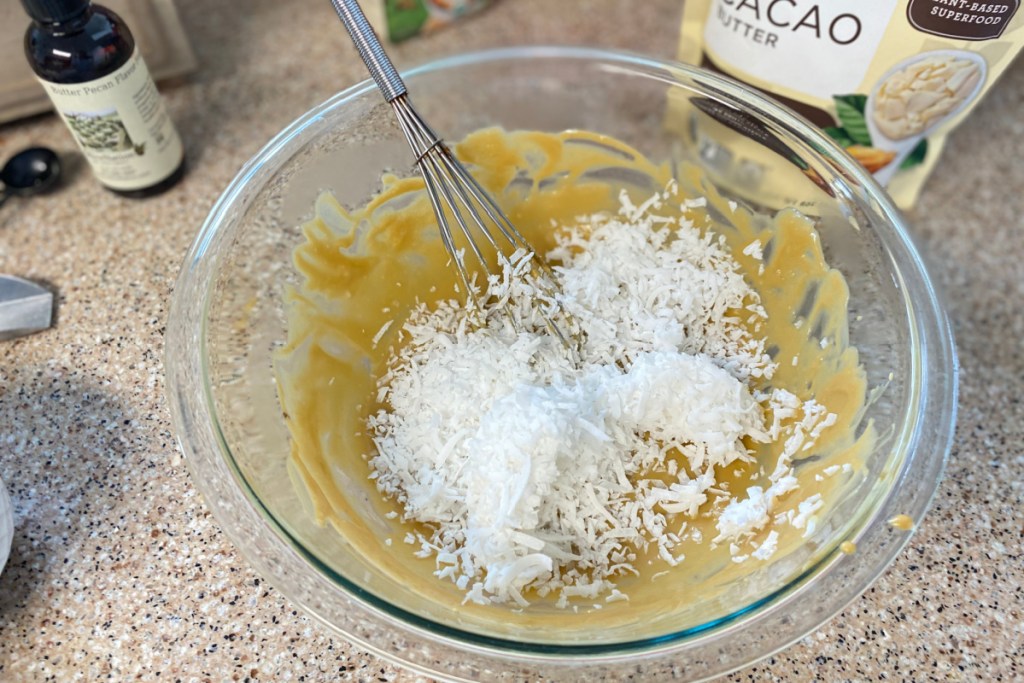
[22, 0, 184, 197]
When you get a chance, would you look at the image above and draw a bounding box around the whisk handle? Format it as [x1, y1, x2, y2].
[329, 0, 407, 102]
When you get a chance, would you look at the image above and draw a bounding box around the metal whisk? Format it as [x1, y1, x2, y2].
[328, 0, 575, 348]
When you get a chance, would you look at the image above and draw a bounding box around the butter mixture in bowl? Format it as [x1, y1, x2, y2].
[167, 48, 956, 680]
[276, 128, 873, 623]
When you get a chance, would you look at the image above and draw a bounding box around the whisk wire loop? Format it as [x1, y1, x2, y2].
[330, 0, 577, 351]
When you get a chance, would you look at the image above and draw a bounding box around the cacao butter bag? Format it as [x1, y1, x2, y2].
[677, 1, 1024, 208]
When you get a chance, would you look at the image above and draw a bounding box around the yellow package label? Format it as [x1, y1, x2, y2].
[677, 0, 1024, 208]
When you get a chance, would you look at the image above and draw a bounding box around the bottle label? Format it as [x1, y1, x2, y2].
[38, 50, 182, 191]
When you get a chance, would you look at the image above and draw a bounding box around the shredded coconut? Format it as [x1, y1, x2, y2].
[367, 189, 835, 606]
[372, 320, 394, 346]
[742, 239, 764, 261]
[752, 530, 779, 561]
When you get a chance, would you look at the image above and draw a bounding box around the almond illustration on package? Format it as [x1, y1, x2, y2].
[872, 54, 984, 141]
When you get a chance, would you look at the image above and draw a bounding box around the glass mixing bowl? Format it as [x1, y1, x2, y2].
[166, 47, 957, 681]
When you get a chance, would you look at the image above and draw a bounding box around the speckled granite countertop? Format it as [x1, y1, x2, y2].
[1, 0, 1021, 680]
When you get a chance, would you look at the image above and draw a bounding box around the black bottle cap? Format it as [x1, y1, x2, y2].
[20, 0, 90, 23]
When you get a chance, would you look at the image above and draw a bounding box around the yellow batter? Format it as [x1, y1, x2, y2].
[273, 128, 873, 641]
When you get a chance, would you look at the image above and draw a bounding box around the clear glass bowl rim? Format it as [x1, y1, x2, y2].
[166, 45, 958, 679]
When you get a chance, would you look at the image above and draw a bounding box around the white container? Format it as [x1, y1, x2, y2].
[0, 477, 12, 575]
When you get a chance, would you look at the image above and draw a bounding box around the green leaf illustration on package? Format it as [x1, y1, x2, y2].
[833, 95, 872, 147]
[825, 94, 928, 173]
[823, 126, 855, 148]
[900, 139, 928, 170]
[386, 0, 428, 41]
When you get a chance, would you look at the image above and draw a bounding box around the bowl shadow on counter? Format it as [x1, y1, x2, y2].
[0, 368, 131, 628]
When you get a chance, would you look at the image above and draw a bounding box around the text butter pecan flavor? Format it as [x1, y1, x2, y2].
[677, 1, 1024, 208]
